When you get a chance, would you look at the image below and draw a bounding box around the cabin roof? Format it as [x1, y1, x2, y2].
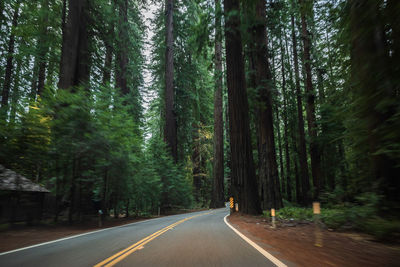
[0, 165, 50, 193]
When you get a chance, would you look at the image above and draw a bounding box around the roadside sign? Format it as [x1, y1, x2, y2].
[229, 197, 234, 208]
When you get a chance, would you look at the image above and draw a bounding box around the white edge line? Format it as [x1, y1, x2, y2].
[0, 210, 209, 256]
[223, 214, 287, 267]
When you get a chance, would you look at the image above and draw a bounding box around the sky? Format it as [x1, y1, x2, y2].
[142, 2, 160, 91]
[141, 2, 160, 140]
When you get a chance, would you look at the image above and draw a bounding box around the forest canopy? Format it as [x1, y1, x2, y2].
[0, 0, 399, 235]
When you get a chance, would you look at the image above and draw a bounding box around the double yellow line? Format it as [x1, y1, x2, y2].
[94, 212, 211, 267]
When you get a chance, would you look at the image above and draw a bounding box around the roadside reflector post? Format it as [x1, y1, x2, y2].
[271, 208, 276, 228]
[235, 203, 239, 212]
[313, 202, 323, 247]
[229, 197, 234, 214]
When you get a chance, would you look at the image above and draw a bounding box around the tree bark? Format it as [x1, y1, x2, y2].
[280, 33, 292, 202]
[164, 0, 177, 162]
[247, 0, 283, 210]
[58, 0, 90, 90]
[192, 122, 201, 203]
[29, 0, 50, 100]
[116, 0, 128, 96]
[37, 0, 50, 96]
[275, 108, 285, 198]
[291, 13, 310, 204]
[1, 1, 20, 111]
[299, 0, 321, 200]
[210, 0, 224, 209]
[224, 0, 261, 214]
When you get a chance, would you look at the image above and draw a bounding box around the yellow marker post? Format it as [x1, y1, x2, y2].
[271, 208, 276, 228]
[229, 197, 234, 214]
[313, 202, 323, 247]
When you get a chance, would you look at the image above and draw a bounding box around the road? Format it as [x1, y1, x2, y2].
[0, 208, 280, 267]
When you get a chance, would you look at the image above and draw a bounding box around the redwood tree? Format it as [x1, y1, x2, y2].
[291, 12, 310, 204]
[164, 0, 177, 162]
[1, 0, 20, 113]
[248, 0, 283, 209]
[300, 0, 321, 200]
[58, 0, 91, 224]
[58, 0, 90, 90]
[210, 0, 225, 209]
[224, 0, 261, 215]
[116, 0, 128, 96]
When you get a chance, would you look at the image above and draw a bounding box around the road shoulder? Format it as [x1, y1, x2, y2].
[228, 213, 400, 267]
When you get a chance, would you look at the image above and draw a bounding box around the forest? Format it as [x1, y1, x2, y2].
[0, 0, 399, 237]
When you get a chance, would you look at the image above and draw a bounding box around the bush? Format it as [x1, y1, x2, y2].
[276, 207, 313, 221]
[274, 196, 400, 240]
[362, 217, 400, 241]
[320, 208, 347, 229]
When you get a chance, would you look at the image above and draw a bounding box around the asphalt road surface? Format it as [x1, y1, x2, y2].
[0, 208, 278, 267]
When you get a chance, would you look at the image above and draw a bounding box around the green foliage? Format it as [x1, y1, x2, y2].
[362, 217, 400, 241]
[277, 207, 314, 221]
[148, 0, 214, 207]
[1, 0, 398, 228]
[147, 136, 193, 209]
[276, 192, 399, 240]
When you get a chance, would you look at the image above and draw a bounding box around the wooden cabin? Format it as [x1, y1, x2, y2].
[0, 165, 50, 224]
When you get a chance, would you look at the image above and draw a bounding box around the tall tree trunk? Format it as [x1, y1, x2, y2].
[58, 0, 90, 90]
[299, 0, 321, 200]
[224, 90, 232, 198]
[247, 0, 283, 210]
[1, 1, 20, 113]
[37, 0, 50, 96]
[58, 0, 67, 81]
[164, 0, 177, 162]
[224, 0, 261, 214]
[317, 68, 330, 191]
[210, 0, 224, 209]
[192, 122, 201, 203]
[350, 0, 399, 205]
[291, 13, 310, 205]
[280, 34, 292, 202]
[275, 109, 285, 198]
[116, 0, 128, 95]
[29, 0, 50, 101]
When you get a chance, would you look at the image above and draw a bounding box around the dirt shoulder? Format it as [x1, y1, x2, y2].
[228, 213, 400, 267]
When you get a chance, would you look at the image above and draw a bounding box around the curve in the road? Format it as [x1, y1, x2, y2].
[0, 208, 288, 267]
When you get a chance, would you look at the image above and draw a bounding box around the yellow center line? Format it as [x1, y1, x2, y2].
[94, 212, 212, 267]
[93, 222, 180, 267]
